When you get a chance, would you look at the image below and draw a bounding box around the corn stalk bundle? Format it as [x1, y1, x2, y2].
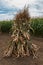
[4, 7, 39, 58]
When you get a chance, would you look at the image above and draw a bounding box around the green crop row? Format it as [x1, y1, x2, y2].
[0, 20, 13, 33]
[30, 18, 43, 37]
[0, 18, 43, 37]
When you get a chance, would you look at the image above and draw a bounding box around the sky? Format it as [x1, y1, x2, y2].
[0, 0, 43, 20]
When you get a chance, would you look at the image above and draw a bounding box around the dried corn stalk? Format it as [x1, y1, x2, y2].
[4, 6, 39, 58]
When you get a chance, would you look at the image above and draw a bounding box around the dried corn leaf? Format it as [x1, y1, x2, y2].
[3, 45, 13, 57]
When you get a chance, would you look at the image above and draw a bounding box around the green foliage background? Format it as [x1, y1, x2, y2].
[0, 20, 13, 33]
[0, 18, 43, 37]
[30, 18, 43, 37]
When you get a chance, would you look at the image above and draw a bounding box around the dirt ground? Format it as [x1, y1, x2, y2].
[0, 33, 43, 65]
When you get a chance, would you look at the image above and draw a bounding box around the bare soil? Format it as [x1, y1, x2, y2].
[0, 33, 43, 65]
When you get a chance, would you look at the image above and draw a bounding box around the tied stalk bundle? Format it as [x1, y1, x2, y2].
[4, 7, 39, 58]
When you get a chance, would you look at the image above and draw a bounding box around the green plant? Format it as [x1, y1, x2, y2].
[30, 18, 43, 37]
[1, 21, 13, 33]
[0, 22, 2, 32]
